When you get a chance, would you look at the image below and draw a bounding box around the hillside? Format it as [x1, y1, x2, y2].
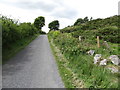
[61, 15, 119, 43]
[48, 15, 120, 88]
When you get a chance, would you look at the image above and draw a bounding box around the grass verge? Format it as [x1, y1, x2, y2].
[48, 37, 84, 88]
[48, 32, 119, 88]
[2, 34, 39, 64]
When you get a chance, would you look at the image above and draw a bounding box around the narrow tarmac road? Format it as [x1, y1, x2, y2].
[2, 35, 64, 88]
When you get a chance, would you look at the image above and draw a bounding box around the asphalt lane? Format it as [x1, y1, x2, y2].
[2, 35, 64, 88]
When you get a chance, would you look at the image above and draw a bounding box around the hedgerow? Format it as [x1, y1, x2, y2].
[1, 16, 38, 48]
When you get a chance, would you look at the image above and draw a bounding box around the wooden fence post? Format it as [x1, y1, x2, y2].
[97, 36, 100, 48]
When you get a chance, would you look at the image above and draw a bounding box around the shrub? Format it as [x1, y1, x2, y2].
[49, 31, 60, 39]
[97, 26, 119, 43]
[1, 15, 39, 48]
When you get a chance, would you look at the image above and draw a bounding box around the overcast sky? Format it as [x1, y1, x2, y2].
[0, 0, 119, 33]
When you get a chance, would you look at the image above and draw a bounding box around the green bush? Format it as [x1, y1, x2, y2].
[48, 31, 60, 39]
[60, 26, 81, 33]
[1, 15, 39, 48]
[97, 26, 119, 43]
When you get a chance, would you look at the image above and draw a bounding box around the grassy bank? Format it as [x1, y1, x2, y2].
[48, 16, 119, 88]
[49, 37, 85, 88]
[2, 34, 39, 64]
[48, 32, 119, 88]
[47, 16, 120, 88]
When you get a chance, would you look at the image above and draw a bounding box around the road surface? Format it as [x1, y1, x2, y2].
[2, 35, 64, 88]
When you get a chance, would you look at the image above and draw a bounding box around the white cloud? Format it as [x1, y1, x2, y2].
[0, 0, 119, 33]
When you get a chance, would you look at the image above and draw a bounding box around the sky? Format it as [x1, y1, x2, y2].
[0, 0, 119, 33]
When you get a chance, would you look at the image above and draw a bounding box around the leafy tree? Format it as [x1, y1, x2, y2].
[90, 17, 93, 21]
[83, 17, 89, 23]
[34, 16, 45, 30]
[74, 18, 84, 26]
[48, 20, 59, 30]
[74, 17, 89, 26]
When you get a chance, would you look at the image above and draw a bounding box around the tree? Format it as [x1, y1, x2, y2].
[83, 17, 89, 23]
[74, 18, 84, 26]
[48, 20, 59, 30]
[74, 17, 89, 26]
[90, 17, 93, 21]
[34, 16, 45, 30]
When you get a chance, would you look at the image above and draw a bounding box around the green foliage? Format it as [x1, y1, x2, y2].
[18, 23, 38, 37]
[60, 26, 82, 33]
[83, 16, 89, 23]
[86, 15, 118, 30]
[3, 35, 38, 64]
[48, 15, 119, 88]
[1, 16, 38, 48]
[97, 26, 119, 43]
[48, 31, 60, 39]
[1, 15, 39, 62]
[61, 15, 119, 43]
[48, 32, 118, 88]
[73, 15, 118, 29]
[34, 16, 45, 30]
[90, 17, 93, 21]
[74, 17, 89, 26]
[48, 20, 59, 30]
[74, 18, 84, 26]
